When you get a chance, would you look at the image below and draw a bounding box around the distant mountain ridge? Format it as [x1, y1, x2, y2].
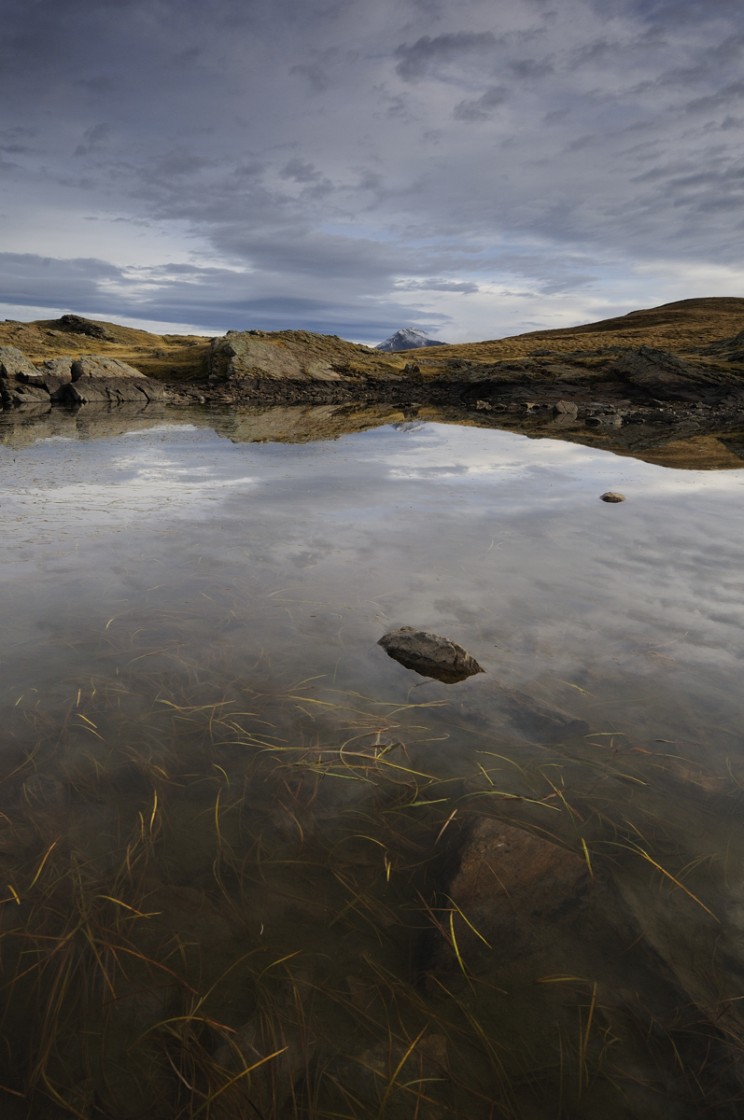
[376, 328, 447, 351]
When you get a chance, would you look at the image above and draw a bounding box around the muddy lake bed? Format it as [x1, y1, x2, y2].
[2, 403, 744, 1118]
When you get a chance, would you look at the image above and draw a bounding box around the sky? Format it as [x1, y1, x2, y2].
[1, 0, 744, 345]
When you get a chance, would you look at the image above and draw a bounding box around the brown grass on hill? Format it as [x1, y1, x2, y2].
[1, 297, 743, 383]
[413, 297, 744, 368]
[0, 317, 210, 381]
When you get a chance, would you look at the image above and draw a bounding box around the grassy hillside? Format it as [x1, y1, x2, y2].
[0, 317, 209, 381]
[412, 297, 744, 368]
[1, 297, 743, 382]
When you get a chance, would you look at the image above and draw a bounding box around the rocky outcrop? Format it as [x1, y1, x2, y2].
[49, 314, 113, 340]
[0, 346, 51, 407]
[0, 345, 40, 380]
[58, 356, 165, 404]
[699, 327, 744, 364]
[0, 347, 164, 408]
[209, 329, 406, 385]
[378, 627, 484, 683]
[608, 345, 735, 401]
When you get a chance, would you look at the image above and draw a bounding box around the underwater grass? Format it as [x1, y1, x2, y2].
[2, 625, 744, 1119]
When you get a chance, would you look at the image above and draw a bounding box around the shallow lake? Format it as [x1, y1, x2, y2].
[2, 404, 744, 1118]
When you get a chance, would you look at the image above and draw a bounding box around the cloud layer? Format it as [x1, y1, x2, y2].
[1, 0, 743, 341]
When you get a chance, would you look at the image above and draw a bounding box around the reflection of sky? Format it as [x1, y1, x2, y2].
[376, 423, 744, 498]
[0, 425, 258, 532]
[4, 421, 743, 536]
[2, 417, 744, 752]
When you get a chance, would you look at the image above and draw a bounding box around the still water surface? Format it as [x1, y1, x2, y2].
[1, 406, 744, 1118]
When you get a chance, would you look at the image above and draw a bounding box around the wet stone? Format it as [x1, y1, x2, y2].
[600, 491, 626, 502]
[378, 626, 485, 683]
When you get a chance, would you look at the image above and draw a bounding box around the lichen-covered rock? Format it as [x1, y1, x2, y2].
[53, 356, 166, 404]
[378, 626, 484, 683]
[209, 329, 405, 384]
[0, 346, 52, 407]
[51, 314, 112, 340]
[0, 380, 51, 408]
[609, 346, 724, 400]
[41, 357, 74, 382]
[71, 357, 149, 382]
[0, 345, 40, 380]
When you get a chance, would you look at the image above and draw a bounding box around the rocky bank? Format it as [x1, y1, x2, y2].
[3, 300, 744, 463]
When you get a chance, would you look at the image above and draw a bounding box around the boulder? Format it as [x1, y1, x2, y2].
[0, 346, 52, 407]
[0, 345, 40, 380]
[31, 357, 74, 397]
[0, 380, 51, 408]
[42, 357, 74, 382]
[208, 330, 405, 384]
[378, 627, 484, 683]
[609, 346, 725, 401]
[71, 356, 149, 382]
[443, 817, 588, 952]
[56, 356, 165, 404]
[500, 687, 589, 743]
[51, 313, 112, 340]
[553, 399, 578, 418]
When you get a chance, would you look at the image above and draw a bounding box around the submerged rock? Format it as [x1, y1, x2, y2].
[378, 626, 484, 683]
[500, 687, 589, 743]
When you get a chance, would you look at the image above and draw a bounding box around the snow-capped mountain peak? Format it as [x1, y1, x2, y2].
[375, 328, 447, 352]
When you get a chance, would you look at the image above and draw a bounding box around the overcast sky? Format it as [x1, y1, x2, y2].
[1, 0, 743, 344]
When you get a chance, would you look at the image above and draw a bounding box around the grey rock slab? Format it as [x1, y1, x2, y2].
[0, 346, 40, 380]
[0, 379, 51, 408]
[59, 378, 164, 405]
[378, 626, 485, 683]
[63, 357, 165, 404]
[71, 356, 147, 381]
[41, 357, 74, 383]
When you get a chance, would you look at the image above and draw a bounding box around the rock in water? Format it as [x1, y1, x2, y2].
[600, 491, 626, 503]
[378, 626, 484, 683]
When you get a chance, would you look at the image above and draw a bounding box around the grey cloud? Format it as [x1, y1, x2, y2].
[290, 63, 330, 92]
[397, 278, 479, 293]
[0, 253, 122, 310]
[76, 75, 118, 96]
[627, 0, 744, 23]
[0, 252, 447, 338]
[683, 79, 744, 115]
[509, 57, 554, 78]
[74, 123, 111, 157]
[394, 31, 497, 80]
[281, 159, 323, 182]
[2, 0, 744, 343]
[454, 86, 508, 121]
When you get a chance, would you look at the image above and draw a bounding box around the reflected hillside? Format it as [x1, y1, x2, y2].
[3, 400, 744, 470]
